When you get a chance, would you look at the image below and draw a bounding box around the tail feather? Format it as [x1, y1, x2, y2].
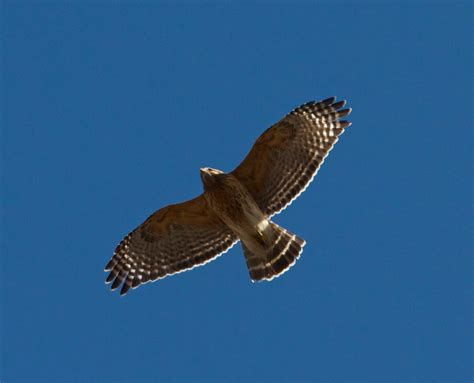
[243, 222, 305, 281]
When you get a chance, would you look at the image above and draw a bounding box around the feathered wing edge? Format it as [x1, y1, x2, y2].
[104, 195, 239, 295]
[232, 96, 352, 217]
[105, 236, 239, 295]
[267, 97, 352, 217]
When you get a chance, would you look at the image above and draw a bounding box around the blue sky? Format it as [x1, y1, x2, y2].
[1, 2, 471, 382]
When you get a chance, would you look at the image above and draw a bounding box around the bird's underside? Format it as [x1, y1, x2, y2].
[105, 96, 352, 295]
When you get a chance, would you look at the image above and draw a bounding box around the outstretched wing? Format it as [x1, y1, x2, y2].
[232, 97, 352, 217]
[104, 195, 238, 295]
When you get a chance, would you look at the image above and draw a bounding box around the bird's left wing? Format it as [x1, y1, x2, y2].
[104, 194, 238, 295]
[232, 97, 352, 217]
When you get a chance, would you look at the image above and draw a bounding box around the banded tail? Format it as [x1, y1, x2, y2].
[242, 222, 306, 281]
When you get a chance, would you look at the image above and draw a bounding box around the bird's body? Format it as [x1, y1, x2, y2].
[201, 169, 266, 245]
[105, 97, 352, 295]
[200, 168, 304, 280]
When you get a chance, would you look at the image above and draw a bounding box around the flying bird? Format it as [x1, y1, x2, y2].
[105, 97, 352, 295]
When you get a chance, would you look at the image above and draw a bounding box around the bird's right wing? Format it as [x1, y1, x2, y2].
[232, 97, 351, 217]
[104, 195, 239, 295]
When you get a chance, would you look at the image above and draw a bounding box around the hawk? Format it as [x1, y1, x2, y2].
[105, 97, 352, 295]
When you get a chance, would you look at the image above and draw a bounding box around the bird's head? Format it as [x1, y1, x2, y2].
[200, 167, 225, 189]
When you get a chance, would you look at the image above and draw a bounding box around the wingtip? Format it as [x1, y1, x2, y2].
[331, 100, 346, 110]
[110, 277, 122, 291]
[104, 259, 115, 271]
[120, 284, 130, 296]
[337, 108, 352, 118]
[322, 96, 336, 105]
[105, 271, 116, 284]
[340, 120, 352, 128]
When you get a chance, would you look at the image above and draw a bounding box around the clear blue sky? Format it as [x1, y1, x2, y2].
[2, 2, 471, 382]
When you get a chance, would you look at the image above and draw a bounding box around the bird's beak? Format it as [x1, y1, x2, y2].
[200, 168, 211, 179]
[200, 168, 211, 185]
